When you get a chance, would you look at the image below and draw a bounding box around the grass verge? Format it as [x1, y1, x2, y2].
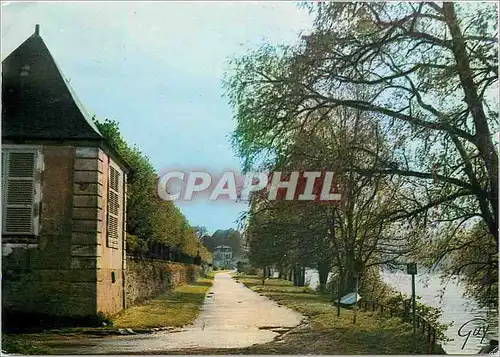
[156, 274, 445, 355]
[237, 275, 446, 355]
[112, 277, 212, 328]
[1, 336, 52, 355]
[1, 276, 214, 355]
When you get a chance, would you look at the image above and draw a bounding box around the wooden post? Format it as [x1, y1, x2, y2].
[412, 273, 416, 335]
[353, 274, 359, 325]
[337, 274, 341, 317]
[406, 262, 417, 337]
[427, 322, 431, 353]
[431, 328, 436, 354]
[293, 265, 298, 286]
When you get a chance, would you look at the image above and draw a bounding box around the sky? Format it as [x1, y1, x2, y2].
[1, 1, 313, 234]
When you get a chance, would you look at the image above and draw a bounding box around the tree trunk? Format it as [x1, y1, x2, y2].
[293, 264, 300, 286]
[336, 273, 342, 317]
[318, 262, 330, 293]
[296, 265, 305, 287]
[343, 270, 357, 296]
[297, 265, 303, 287]
[443, 2, 499, 240]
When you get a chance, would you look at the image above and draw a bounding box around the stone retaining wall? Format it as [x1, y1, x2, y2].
[125, 258, 201, 307]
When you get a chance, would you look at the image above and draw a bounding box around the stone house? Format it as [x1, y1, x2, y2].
[2, 25, 129, 320]
[212, 245, 233, 269]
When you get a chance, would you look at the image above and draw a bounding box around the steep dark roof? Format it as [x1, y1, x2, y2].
[2, 26, 103, 140]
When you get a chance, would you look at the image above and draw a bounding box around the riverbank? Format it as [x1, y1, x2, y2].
[304, 268, 498, 354]
[381, 270, 498, 354]
[203, 274, 445, 355]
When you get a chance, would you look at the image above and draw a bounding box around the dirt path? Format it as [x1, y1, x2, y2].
[46, 273, 304, 354]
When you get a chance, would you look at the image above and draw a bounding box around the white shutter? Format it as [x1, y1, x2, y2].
[107, 162, 121, 248]
[2, 150, 38, 235]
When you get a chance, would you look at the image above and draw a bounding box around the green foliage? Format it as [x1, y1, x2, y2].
[94, 118, 211, 262]
[111, 278, 213, 329]
[415, 300, 452, 342]
[245, 265, 258, 275]
[236, 275, 445, 354]
[202, 229, 243, 256]
[380, 291, 451, 344]
[224, 2, 498, 309]
[2, 335, 51, 355]
[193, 226, 208, 240]
[355, 269, 451, 343]
[126, 234, 148, 256]
[358, 267, 397, 302]
[126, 234, 138, 252]
[236, 261, 246, 273]
[437, 221, 498, 308]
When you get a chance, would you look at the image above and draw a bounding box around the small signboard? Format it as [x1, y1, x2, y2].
[406, 263, 417, 275]
[337, 292, 362, 306]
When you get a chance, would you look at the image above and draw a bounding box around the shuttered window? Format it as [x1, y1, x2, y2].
[107, 162, 122, 248]
[2, 148, 41, 235]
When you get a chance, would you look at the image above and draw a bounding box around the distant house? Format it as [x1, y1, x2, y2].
[2, 25, 129, 320]
[212, 245, 233, 269]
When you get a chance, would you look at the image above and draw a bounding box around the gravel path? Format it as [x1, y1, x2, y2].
[47, 272, 304, 354]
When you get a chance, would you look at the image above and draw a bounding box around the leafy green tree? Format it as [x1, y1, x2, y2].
[95, 118, 211, 261]
[224, 1, 497, 305]
[240, 108, 416, 293]
[193, 226, 209, 241]
[433, 221, 497, 308]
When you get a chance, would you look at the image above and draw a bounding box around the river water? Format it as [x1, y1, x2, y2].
[304, 269, 498, 355]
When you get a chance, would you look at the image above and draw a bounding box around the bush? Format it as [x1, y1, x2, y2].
[236, 261, 247, 273]
[95, 119, 212, 263]
[359, 267, 396, 302]
[244, 265, 258, 275]
[126, 234, 149, 256]
[360, 269, 451, 344]
[326, 272, 339, 294]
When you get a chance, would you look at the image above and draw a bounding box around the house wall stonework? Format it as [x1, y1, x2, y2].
[96, 150, 126, 316]
[2, 144, 200, 322]
[2, 31, 133, 324]
[2, 145, 99, 317]
[125, 259, 201, 307]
